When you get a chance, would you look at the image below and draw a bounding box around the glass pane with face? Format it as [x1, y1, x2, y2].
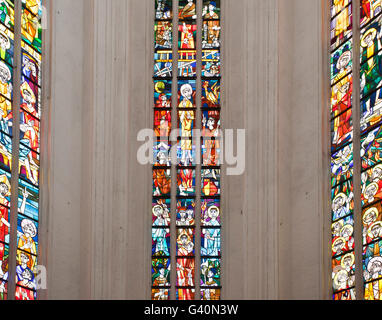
[332, 252, 355, 292]
[154, 79, 172, 109]
[201, 199, 221, 226]
[176, 228, 195, 257]
[176, 199, 195, 226]
[200, 258, 221, 286]
[155, 0, 172, 20]
[363, 240, 382, 286]
[363, 202, 382, 245]
[153, 168, 171, 197]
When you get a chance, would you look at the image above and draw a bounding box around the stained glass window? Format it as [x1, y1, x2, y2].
[152, 0, 222, 301]
[152, 0, 173, 301]
[360, 0, 382, 300]
[330, 0, 356, 300]
[0, 0, 42, 301]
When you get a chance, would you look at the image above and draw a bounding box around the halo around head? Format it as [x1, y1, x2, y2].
[361, 28, 378, 48]
[363, 207, 379, 224]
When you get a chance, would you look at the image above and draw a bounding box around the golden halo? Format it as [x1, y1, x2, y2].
[20, 81, 36, 104]
[361, 28, 377, 48]
[334, 269, 348, 288]
[177, 229, 191, 244]
[332, 237, 346, 252]
[333, 192, 346, 203]
[341, 252, 355, 268]
[336, 51, 351, 70]
[367, 256, 382, 272]
[0, 174, 10, 196]
[340, 224, 353, 237]
[365, 182, 379, 200]
[207, 205, 219, 218]
[368, 221, 382, 238]
[363, 207, 379, 225]
[152, 204, 164, 217]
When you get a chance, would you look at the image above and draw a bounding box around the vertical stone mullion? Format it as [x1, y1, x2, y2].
[352, 0, 364, 301]
[170, 0, 179, 301]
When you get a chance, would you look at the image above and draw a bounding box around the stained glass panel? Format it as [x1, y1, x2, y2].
[155, 21, 173, 50]
[176, 199, 195, 226]
[361, 0, 382, 27]
[332, 252, 356, 292]
[202, 79, 220, 109]
[152, 199, 171, 227]
[330, 4, 353, 51]
[332, 215, 354, 256]
[331, 143, 353, 187]
[154, 79, 172, 109]
[152, 228, 171, 257]
[202, 49, 220, 77]
[178, 0, 196, 20]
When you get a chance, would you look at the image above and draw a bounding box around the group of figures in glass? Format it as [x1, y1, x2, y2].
[152, 0, 222, 301]
[0, 0, 42, 300]
[331, 0, 382, 300]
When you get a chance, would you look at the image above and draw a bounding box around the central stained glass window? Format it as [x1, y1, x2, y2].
[152, 0, 221, 301]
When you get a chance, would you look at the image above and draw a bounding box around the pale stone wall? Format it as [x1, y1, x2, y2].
[40, 0, 330, 299]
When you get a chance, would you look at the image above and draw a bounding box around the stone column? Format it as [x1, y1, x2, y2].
[223, 0, 279, 300]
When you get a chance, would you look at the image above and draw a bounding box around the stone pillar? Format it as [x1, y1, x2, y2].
[223, 0, 279, 300]
[277, 0, 329, 299]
